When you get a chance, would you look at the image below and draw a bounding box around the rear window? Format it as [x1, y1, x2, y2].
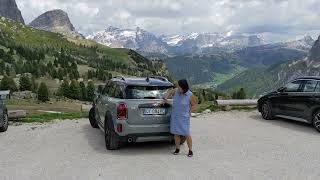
[125, 86, 173, 99]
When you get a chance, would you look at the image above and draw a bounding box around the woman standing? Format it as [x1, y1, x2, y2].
[163, 79, 196, 157]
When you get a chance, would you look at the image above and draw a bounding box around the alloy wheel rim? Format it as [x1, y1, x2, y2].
[314, 113, 320, 130]
[262, 103, 269, 118]
[3, 114, 8, 127]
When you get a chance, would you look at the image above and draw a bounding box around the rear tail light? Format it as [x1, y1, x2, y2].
[117, 102, 127, 120]
[116, 124, 123, 133]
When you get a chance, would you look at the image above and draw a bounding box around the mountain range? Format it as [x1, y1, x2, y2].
[166, 35, 314, 87]
[87, 26, 269, 56]
[217, 36, 320, 97]
[83, 25, 317, 93]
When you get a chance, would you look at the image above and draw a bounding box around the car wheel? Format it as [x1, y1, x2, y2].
[0, 113, 8, 132]
[261, 101, 274, 120]
[312, 111, 320, 133]
[105, 119, 120, 150]
[89, 107, 98, 128]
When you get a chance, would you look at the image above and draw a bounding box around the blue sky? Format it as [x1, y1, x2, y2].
[17, 0, 320, 42]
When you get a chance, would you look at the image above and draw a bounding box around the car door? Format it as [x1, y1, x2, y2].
[97, 81, 113, 126]
[272, 80, 304, 116]
[285, 80, 317, 119]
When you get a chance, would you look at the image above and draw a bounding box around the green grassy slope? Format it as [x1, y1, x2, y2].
[0, 17, 169, 81]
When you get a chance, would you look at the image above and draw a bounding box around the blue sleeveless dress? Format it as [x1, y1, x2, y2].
[170, 89, 193, 136]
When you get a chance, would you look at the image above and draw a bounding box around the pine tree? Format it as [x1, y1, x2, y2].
[30, 76, 38, 93]
[57, 68, 64, 80]
[238, 88, 247, 99]
[79, 81, 87, 101]
[87, 70, 93, 79]
[87, 81, 95, 101]
[37, 82, 49, 102]
[0, 76, 18, 92]
[57, 79, 70, 98]
[0, 63, 4, 75]
[5, 65, 10, 76]
[232, 88, 247, 99]
[19, 74, 32, 91]
[69, 79, 80, 100]
[51, 68, 58, 79]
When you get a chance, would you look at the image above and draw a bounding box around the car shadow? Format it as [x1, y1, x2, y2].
[249, 114, 318, 135]
[82, 123, 175, 155]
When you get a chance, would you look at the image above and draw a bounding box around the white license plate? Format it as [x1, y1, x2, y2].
[143, 108, 166, 115]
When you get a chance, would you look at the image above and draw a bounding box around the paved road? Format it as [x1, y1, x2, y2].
[1, 111, 320, 180]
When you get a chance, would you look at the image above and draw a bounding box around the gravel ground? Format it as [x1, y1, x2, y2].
[1, 111, 320, 180]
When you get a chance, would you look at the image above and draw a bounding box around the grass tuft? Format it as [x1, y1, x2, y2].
[20, 112, 88, 123]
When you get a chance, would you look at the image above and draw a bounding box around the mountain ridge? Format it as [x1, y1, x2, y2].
[217, 35, 320, 97]
[29, 9, 84, 39]
[0, 0, 25, 24]
[87, 26, 268, 55]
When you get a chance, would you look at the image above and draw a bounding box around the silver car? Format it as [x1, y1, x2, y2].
[89, 76, 185, 150]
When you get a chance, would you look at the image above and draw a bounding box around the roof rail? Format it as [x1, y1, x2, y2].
[149, 76, 169, 82]
[113, 76, 125, 81]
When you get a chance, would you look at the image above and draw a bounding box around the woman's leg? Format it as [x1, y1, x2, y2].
[174, 134, 181, 149]
[186, 135, 192, 151]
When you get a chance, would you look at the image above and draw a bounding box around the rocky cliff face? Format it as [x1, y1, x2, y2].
[29, 9, 83, 39]
[0, 0, 25, 24]
[309, 36, 320, 61]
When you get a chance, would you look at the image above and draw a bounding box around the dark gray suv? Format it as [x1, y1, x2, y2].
[0, 91, 9, 132]
[89, 76, 179, 150]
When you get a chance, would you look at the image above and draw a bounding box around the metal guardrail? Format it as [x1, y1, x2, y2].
[216, 99, 258, 106]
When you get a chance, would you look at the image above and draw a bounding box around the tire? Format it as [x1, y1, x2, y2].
[105, 118, 120, 150]
[312, 110, 320, 133]
[0, 113, 8, 132]
[261, 101, 274, 120]
[89, 107, 98, 128]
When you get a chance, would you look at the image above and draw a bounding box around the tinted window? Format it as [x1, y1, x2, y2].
[302, 80, 318, 92]
[315, 82, 320, 92]
[113, 84, 124, 99]
[103, 81, 114, 96]
[125, 86, 173, 99]
[284, 80, 302, 92]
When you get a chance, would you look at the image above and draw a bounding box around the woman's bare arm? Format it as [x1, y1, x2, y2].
[161, 88, 176, 104]
[190, 95, 196, 113]
[163, 88, 176, 100]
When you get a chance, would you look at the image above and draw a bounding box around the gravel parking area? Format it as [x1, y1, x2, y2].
[1, 111, 320, 180]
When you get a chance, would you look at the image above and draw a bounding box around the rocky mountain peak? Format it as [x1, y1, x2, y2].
[0, 0, 25, 24]
[303, 35, 314, 43]
[29, 9, 83, 39]
[106, 26, 119, 32]
[309, 35, 320, 61]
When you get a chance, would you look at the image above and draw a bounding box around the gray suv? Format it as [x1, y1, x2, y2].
[89, 76, 182, 150]
[0, 91, 9, 132]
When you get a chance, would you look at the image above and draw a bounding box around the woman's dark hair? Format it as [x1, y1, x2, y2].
[178, 79, 189, 94]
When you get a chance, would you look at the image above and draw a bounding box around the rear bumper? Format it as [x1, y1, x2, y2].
[118, 132, 172, 143]
[114, 121, 171, 142]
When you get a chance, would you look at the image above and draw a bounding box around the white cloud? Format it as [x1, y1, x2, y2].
[16, 0, 320, 40]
